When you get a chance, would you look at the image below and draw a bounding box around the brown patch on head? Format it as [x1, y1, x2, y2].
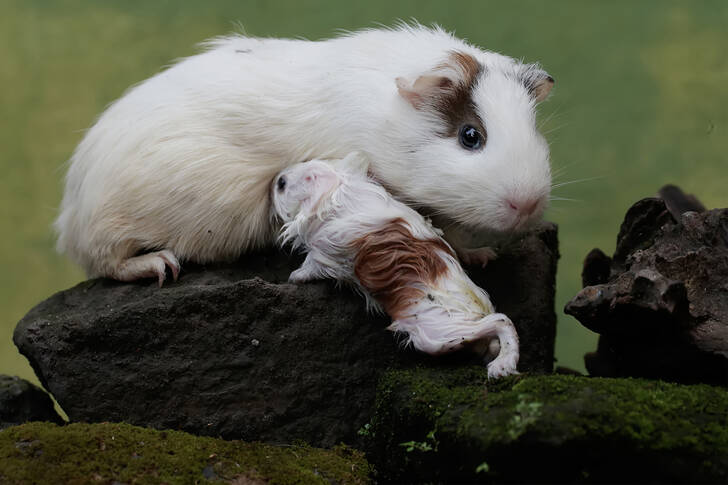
[353, 218, 454, 319]
[397, 51, 486, 141]
[434, 51, 486, 138]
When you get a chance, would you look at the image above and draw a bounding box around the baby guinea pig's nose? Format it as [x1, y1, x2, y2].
[277, 175, 286, 192]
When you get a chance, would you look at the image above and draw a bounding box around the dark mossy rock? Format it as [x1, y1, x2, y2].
[566, 196, 728, 385]
[368, 369, 728, 483]
[0, 375, 63, 430]
[0, 422, 371, 484]
[14, 224, 557, 448]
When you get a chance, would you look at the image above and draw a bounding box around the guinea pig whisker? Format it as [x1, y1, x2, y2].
[551, 176, 604, 189]
[540, 123, 567, 136]
[537, 105, 565, 130]
[550, 162, 579, 179]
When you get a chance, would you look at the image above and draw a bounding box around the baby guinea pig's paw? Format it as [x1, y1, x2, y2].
[288, 268, 313, 284]
[287, 254, 323, 283]
[486, 354, 519, 379]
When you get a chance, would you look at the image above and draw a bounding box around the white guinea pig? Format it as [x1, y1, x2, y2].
[55, 24, 554, 284]
[272, 153, 519, 378]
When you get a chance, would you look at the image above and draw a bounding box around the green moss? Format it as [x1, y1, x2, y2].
[370, 368, 728, 483]
[0, 422, 372, 484]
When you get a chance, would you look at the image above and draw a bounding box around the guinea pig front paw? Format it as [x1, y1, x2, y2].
[287, 254, 326, 284]
[288, 270, 308, 283]
[457, 246, 498, 269]
[288, 267, 317, 284]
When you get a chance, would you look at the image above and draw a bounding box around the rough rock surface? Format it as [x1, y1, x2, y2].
[14, 223, 557, 447]
[565, 198, 728, 385]
[0, 375, 63, 430]
[368, 368, 728, 483]
[465, 222, 558, 374]
[0, 422, 371, 484]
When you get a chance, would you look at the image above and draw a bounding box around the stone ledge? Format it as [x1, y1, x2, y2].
[0, 422, 371, 484]
[14, 223, 557, 448]
[368, 369, 728, 483]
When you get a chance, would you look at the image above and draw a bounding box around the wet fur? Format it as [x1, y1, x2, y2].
[354, 218, 453, 319]
[273, 157, 520, 377]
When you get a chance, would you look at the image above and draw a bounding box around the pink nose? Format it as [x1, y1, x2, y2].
[507, 198, 542, 216]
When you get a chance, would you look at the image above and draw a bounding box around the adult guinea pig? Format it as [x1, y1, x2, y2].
[55, 24, 554, 285]
[272, 153, 519, 378]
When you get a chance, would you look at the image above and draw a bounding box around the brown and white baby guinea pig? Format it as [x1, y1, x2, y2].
[272, 155, 520, 378]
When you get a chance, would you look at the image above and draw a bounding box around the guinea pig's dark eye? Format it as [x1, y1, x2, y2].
[277, 176, 286, 192]
[458, 125, 484, 151]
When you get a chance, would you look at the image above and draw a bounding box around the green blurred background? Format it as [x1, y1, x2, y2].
[2, 0, 726, 388]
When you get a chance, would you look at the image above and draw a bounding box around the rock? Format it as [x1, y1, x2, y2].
[14, 223, 558, 447]
[0, 422, 371, 484]
[0, 375, 63, 430]
[15, 251, 399, 448]
[565, 196, 728, 385]
[465, 222, 559, 374]
[367, 368, 728, 483]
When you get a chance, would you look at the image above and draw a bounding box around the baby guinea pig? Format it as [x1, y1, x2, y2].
[55, 24, 554, 284]
[272, 153, 519, 378]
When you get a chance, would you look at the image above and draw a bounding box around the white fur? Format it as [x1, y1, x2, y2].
[273, 154, 519, 378]
[55, 24, 552, 281]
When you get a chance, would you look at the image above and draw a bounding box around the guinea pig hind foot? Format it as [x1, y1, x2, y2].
[111, 249, 180, 287]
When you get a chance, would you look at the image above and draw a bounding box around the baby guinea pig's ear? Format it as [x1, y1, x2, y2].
[519, 63, 554, 103]
[332, 151, 370, 178]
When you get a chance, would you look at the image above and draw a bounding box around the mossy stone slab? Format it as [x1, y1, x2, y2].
[368, 369, 728, 483]
[0, 422, 371, 484]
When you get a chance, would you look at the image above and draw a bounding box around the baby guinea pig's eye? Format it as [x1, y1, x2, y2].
[277, 176, 286, 192]
[458, 125, 485, 151]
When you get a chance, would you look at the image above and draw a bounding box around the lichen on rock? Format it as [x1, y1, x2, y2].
[0, 422, 371, 484]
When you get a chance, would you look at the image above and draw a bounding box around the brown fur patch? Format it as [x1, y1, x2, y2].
[353, 218, 454, 319]
[432, 51, 486, 139]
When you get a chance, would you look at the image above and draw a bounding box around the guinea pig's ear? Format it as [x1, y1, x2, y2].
[520, 64, 555, 103]
[397, 51, 481, 110]
[396, 75, 453, 109]
[336, 151, 370, 177]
